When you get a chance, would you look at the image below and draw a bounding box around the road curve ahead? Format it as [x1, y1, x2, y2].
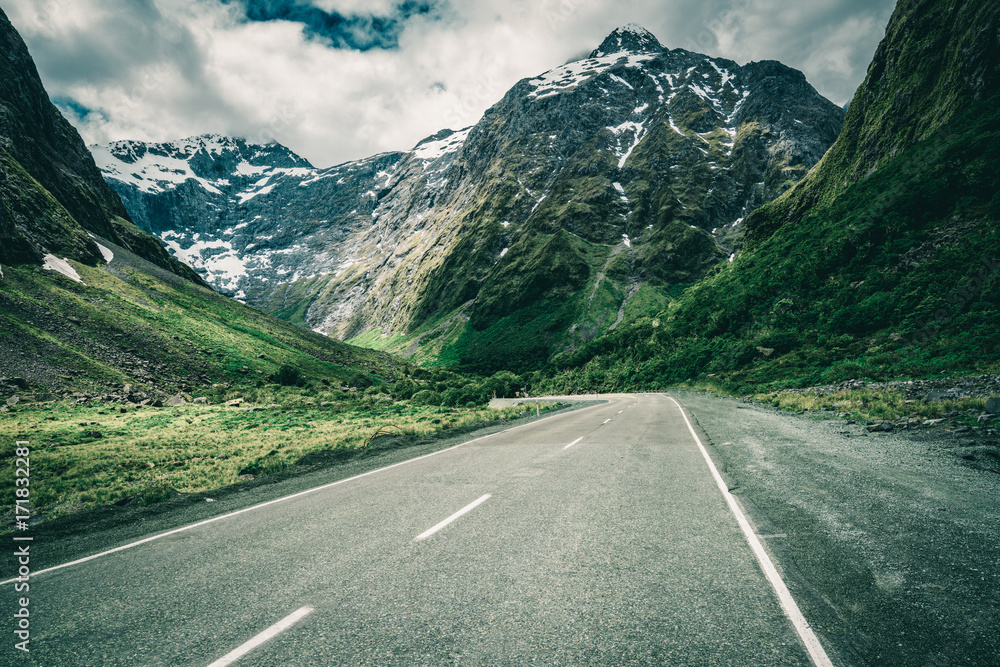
[10, 394, 828, 666]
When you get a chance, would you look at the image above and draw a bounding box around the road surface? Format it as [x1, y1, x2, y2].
[7, 394, 834, 665]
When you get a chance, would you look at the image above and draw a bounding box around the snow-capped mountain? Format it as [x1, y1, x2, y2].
[92, 130, 473, 301]
[590, 22, 664, 57]
[97, 25, 845, 371]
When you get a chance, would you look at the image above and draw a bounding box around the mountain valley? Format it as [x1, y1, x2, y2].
[95, 24, 845, 373]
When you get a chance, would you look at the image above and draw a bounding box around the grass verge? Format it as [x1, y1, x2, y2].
[0, 397, 564, 528]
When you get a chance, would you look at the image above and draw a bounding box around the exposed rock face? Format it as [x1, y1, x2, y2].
[0, 6, 201, 283]
[93, 135, 407, 301]
[98, 25, 844, 371]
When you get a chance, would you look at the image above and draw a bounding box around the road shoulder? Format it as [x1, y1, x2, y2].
[674, 390, 1000, 667]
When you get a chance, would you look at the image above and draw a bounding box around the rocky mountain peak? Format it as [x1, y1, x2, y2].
[97, 25, 844, 371]
[589, 23, 663, 58]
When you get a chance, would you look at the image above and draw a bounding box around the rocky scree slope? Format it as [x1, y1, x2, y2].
[97, 25, 844, 373]
[0, 8, 407, 399]
[538, 0, 1000, 392]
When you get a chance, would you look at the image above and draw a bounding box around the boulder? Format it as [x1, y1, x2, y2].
[226, 398, 244, 407]
[165, 395, 187, 407]
[193, 397, 208, 404]
[866, 422, 894, 432]
[986, 397, 1000, 414]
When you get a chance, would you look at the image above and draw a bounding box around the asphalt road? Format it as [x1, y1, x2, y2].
[675, 391, 1000, 667]
[4, 394, 822, 666]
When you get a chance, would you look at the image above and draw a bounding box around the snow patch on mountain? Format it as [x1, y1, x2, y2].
[86, 233, 114, 263]
[92, 146, 222, 195]
[413, 127, 471, 163]
[528, 53, 657, 100]
[42, 255, 85, 284]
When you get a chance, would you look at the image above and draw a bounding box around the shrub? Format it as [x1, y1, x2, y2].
[482, 370, 522, 398]
[391, 378, 418, 400]
[410, 389, 443, 406]
[274, 364, 303, 387]
[440, 387, 464, 407]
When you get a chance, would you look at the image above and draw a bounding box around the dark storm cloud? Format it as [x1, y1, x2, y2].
[224, 0, 439, 50]
[24, 0, 201, 86]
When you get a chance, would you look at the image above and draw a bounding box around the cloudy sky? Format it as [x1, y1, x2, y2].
[6, 0, 897, 167]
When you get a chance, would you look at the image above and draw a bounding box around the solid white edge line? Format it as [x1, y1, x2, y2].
[414, 494, 491, 541]
[563, 437, 584, 450]
[207, 606, 313, 667]
[665, 395, 834, 667]
[0, 402, 605, 585]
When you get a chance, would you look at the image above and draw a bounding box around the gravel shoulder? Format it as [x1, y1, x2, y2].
[676, 390, 1000, 667]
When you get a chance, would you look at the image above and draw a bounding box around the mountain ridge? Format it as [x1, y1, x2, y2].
[0, 7, 204, 284]
[96, 25, 845, 373]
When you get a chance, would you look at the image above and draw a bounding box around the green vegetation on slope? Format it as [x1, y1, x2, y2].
[0, 239, 406, 394]
[538, 82, 1000, 394]
[347, 229, 680, 375]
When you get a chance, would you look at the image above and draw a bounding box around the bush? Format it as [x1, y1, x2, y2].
[440, 387, 464, 407]
[274, 364, 303, 387]
[482, 371, 522, 399]
[459, 382, 487, 406]
[391, 378, 418, 400]
[410, 389, 443, 406]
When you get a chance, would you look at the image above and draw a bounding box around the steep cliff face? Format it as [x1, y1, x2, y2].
[745, 0, 1000, 245]
[98, 25, 845, 372]
[543, 0, 1000, 390]
[0, 7, 200, 283]
[93, 135, 406, 301]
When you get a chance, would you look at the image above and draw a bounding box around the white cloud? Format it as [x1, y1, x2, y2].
[6, 0, 896, 167]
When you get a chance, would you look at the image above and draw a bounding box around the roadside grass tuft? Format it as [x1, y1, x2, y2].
[754, 388, 987, 425]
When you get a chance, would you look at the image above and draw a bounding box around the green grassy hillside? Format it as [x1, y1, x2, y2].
[0, 234, 408, 397]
